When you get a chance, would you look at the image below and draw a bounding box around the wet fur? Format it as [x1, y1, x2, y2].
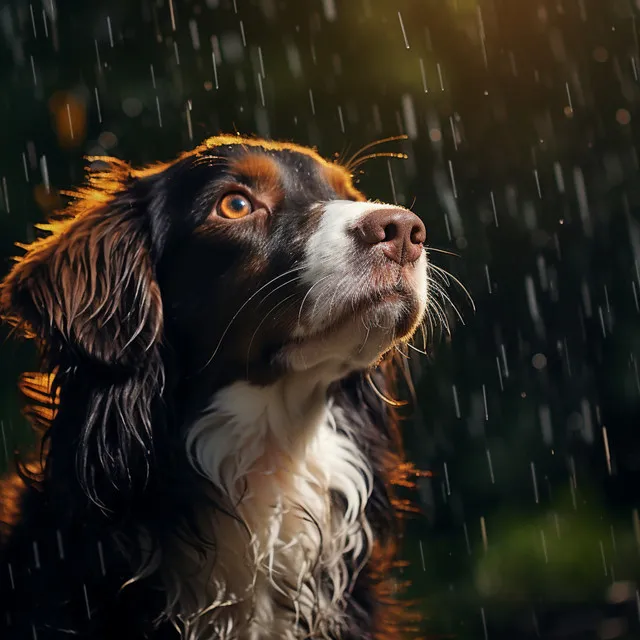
[0, 137, 421, 639]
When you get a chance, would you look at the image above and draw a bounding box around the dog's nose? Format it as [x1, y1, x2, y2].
[354, 207, 426, 265]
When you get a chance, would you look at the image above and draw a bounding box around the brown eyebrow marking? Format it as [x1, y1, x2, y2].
[323, 163, 366, 202]
[227, 153, 283, 202]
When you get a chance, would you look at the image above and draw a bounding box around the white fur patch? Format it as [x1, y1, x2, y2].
[172, 375, 374, 639]
[301, 200, 396, 288]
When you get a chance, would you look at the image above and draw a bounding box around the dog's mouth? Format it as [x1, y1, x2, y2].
[266, 248, 429, 377]
[293, 283, 420, 343]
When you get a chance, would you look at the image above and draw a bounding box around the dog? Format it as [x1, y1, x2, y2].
[0, 135, 429, 639]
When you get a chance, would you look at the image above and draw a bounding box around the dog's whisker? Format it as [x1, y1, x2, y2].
[343, 135, 408, 172]
[198, 266, 305, 373]
[428, 263, 476, 311]
[245, 293, 299, 379]
[296, 275, 333, 329]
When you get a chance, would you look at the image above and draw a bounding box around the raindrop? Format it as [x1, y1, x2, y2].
[397, 12, 409, 49]
[419, 58, 428, 93]
[599, 540, 608, 577]
[452, 385, 461, 418]
[212, 51, 219, 90]
[155, 96, 163, 127]
[602, 426, 612, 475]
[482, 384, 489, 419]
[286, 43, 303, 78]
[239, 21, 246, 47]
[1, 421, 8, 465]
[581, 398, 594, 444]
[257, 74, 265, 107]
[489, 190, 498, 226]
[106, 16, 114, 48]
[480, 516, 488, 552]
[337, 106, 345, 133]
[401, 94, 417, 140]
[21, 153, 28, 182]
[448, 160, 458, 199]
[56, 529, 64, 559]
[387, 160, 397, 204]
[186, 102, 193, 141]
[40, 155, 50, 193]
[308, 89, 315, 115]
[97, 541, 106, 576]
[33, 541, 40, 569]
[443, 461, 451, 495]
[486, 448, 495, 483]
[94, 87, 103, 123]
[540, 405, 553, 445]
[1, 177, 9, 213]
[83, 583, 91, 619]
[540, 529, 548, 563]
[462, 521, 471, 555]
[565, 82, 573, 112]
[30, 55, 37, 86]
[496, 356, 504, 390]
[533, 169, 542, 198]
[42, 9, 49, 38]
[484, 265, 492, 294]
[29, 4, 37, 38]
[531, 461, 540, 503]
[437, 63, 445, 91]
[574, 167, 591, 235]
[94, 40, 102, 73]
[189, 19, 201, 50]
[477, 6, 487, 67]
[168, 0, 176, 31]
[553, 161, 565, 193]
[480, 607, 488, 640]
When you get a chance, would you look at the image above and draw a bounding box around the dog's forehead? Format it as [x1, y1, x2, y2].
[193, 142, 364, 202]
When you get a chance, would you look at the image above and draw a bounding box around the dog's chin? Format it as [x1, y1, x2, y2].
[279, 293, 425, 380]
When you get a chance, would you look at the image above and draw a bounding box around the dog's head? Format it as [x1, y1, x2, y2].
[3, 136, 428, 387]
[0, 136, 428, 505]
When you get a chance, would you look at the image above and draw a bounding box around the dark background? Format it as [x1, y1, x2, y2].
[2, 0, 640, 638]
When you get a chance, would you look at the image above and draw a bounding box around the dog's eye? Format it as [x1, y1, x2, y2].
[218, 193, 254, 219]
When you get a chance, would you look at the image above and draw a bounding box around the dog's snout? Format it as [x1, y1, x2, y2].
[354, 208, 426, 265]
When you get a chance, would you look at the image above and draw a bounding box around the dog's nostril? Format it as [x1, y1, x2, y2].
[410, 222, 426, 245]
[382, 223, 399, 242]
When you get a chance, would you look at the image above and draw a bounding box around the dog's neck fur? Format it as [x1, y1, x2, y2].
[167, 364, 374, 639]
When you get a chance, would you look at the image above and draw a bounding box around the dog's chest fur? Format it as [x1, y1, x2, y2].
[172, 380, 374, 639]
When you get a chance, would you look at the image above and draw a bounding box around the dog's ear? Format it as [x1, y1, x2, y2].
[0, 160, 163, 373]
[0, 159, 166, 509]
